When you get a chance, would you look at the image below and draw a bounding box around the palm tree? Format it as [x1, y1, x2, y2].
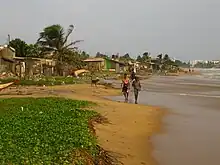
[157, 54, 162, 61]
[156, 54, 163, 72]
[37, 24, 83, 75]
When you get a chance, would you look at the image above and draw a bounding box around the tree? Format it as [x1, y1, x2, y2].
[120, 53, 133, 63]
[194, 61, 214, 68]
[9, 38, 41, 57]
[123, 53, 130, 59]
[155, 54, 163, 71]
[174, 60, 190, 68]
[37, 24, 83, 75]
[26, 44, 42, 57]
[136, 55, 142, 62]
[163, 54, 170, 62]
[9, 38, 28, 57]
[95, 52, 107, 58]
[157, 54, 162, 61]
[143, 52, 149, 57]
[142, 52, 151, 62]
[80, 51, 89, 60]
[135, 52, 151, 64]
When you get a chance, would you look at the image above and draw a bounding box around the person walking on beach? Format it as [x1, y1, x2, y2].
[121, 73, 130, 103]
[132, 76, 141, 104]
[130, 68, 136, 82]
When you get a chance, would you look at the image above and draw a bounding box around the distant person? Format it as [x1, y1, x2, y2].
[132, 76, 141, 104]
[121, 73, 130, 103]
[130, 69, 136, 81]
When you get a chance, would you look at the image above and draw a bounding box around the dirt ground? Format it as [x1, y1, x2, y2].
[0, 84, 164, 165]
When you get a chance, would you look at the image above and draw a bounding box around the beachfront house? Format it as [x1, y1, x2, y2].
[84, 57, 126, 73]
[0, 45, 16, 73]
[14, 57, 56, 78]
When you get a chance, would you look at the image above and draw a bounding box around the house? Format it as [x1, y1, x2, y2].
[83, 58, 105, 71]
[0, 45, 16, 73]
[84, 57, 126, 73]
[14, 57, 56, 78]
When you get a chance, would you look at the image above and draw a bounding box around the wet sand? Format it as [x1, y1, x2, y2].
[110, 75, 220, 165]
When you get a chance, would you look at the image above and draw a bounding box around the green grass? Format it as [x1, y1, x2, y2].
[0, 97, 98, 165]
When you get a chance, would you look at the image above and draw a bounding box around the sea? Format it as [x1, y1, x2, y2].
[107, 68, 220, 165]
[195, 68, 220, 80]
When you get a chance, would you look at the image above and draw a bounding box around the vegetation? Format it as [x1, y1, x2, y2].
[95, 52, 108, 58]
[119, 53, 134, 63]
[6, 23, 190, 77]
[193, 61, 219, 68]
[0, 76, 90, 86]
[136, 52, 181, 72]
[136, 52, 151, 64]
[9, 39, 41, 58]
[36, 24, 84, 75]
[173, 60, 190, 68]
[0, 70, 120, 86]
[0, 98, 100, 164]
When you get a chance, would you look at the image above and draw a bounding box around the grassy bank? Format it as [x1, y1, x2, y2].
[0, 97, 107, 165]
[0, 77, 90, 86]
[0, 71, 120, 86]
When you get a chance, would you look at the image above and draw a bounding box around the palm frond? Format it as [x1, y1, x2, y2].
[37, 32, 45, 42]
[68, 47, 78, 50]
[63, 25, 74, 45]
[62, 40, 83, 49]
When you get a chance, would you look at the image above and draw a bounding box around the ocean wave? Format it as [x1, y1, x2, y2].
[199, 68, 220, 80]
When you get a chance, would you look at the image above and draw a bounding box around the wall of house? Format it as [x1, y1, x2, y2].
[104, 59, 112, 70]
[115, 63, 120, 73]
[0, 48, 15, 73]
[105, 59, 117, 70]
[0, 48, 15, 59]
[0, 58, 14, 73]
[87, 61, 105, 70]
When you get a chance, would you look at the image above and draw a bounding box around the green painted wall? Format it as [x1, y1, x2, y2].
[104, 59, 112, 69]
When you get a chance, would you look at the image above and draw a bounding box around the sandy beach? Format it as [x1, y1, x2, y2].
[1, 71, 219, 165]
[0, 84, 164, 165]
[108, 74, 220, 165]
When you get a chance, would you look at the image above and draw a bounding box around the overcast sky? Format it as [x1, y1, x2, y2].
[0, 0, 219, 61]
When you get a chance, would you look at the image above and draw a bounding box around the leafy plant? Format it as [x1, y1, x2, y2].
[0, 98, 98, 164]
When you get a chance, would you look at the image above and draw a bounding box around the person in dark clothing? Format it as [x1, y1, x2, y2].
[121, 73, 130, 102]
[132, 76, 141, 104]
[130, 69, 136, 81]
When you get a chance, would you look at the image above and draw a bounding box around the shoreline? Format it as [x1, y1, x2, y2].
[0, 84, 165, 165]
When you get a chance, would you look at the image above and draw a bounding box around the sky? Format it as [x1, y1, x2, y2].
[0, 0, 220, 61]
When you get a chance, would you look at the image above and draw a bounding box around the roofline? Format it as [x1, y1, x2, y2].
[83, 57, 105, 62]
[0, 45, 15, 52]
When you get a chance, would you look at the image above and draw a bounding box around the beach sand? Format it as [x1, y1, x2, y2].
[0, 84, 164, 165]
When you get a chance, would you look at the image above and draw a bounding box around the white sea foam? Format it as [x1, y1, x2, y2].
[198, 68, 220, 80]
